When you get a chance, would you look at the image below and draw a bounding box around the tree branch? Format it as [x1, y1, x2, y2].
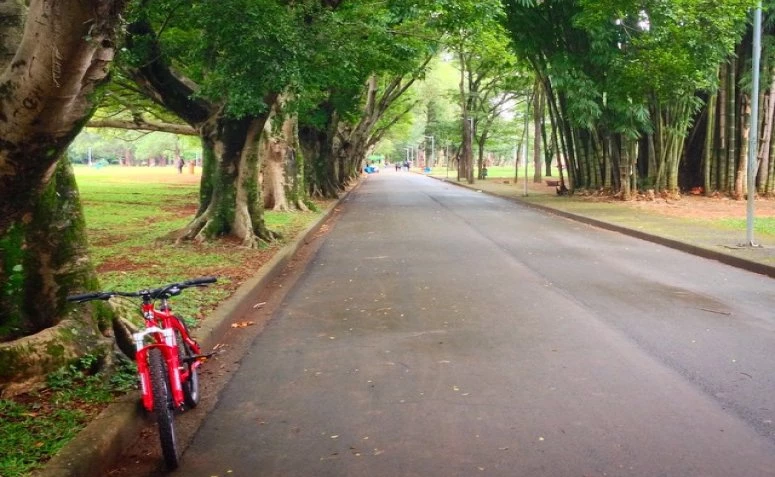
[87, 119, 197, 135]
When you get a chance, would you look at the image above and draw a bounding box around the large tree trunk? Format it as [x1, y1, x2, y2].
[1, 161, 114, 396]
[727, 56, 738, 195]
[476, 132, 487, 180]
[735, 93, 751, 199]
[704, 92, 717, 196]
[716, 61, 728, 193]
[301, 102, 341, 199]
[261, 96, 308, 212]
[0, 0, 126, 394]
[0, 0, 126, 237]
[174, 116, 275, 248]
[757, 71, 775, 195]
[533, 87, 544, 183]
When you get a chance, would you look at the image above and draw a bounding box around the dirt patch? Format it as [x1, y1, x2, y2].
[90, 234, 130, 248]
[466, 177, 775, 221]
[159, 203, 198, 215]
[623, 194, 775, 221]
[96, 258, 155, 274]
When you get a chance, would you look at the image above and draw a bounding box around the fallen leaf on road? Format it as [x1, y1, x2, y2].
[231, 321, 255, 328]
[252, 302, 266, 309]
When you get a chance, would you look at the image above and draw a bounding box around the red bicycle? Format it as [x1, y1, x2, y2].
[67, 276, 217, 469]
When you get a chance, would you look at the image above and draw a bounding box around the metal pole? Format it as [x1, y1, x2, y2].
[746, 2, 762, 246]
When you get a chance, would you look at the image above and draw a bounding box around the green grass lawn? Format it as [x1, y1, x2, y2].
[73, 165, 326, 322]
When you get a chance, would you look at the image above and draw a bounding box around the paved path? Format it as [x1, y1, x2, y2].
[174, 171, 775, 476]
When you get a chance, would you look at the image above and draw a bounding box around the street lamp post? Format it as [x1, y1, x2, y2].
[746, 1, 763, 247]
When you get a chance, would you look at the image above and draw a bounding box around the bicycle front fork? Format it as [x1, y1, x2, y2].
[133, 327, 185, 412]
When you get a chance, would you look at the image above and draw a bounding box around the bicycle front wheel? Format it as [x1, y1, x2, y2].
[149, 347, 180, 470]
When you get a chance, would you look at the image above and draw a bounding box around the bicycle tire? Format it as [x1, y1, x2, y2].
[149, 347, 180, 470]
[175, 327, 200, 408]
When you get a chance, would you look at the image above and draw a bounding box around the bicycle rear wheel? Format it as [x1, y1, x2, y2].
[175, 321, 200, 408]
[149, 347, 180, 470]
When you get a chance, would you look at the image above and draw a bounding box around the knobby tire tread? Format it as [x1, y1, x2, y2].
[149, 347, 180, 470]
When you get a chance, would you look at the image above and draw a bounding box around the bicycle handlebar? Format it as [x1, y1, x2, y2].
[182, 277, 217, 286]
[66, 277, 218, 303]
[66, 292, 112, 302]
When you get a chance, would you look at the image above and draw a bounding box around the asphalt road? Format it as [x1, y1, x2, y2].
[174, 170, 775, 476]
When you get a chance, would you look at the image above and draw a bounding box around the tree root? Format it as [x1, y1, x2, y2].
[0, 319, 113, 397]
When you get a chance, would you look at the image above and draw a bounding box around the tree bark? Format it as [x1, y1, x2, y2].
[727, 56, 738, 195]
[0, 160, 114, 396]
[87, 118, 197, 135]
[0, 0, 127, 237]
[735, 94, 750, 199]
[533, 87, 544, 183]
[0, 0, 24, 67]
[758, 71, 775, 195]
[704, 92, 717, 196]
[0, 0, 127, 393]
[261, 96, 308, 211]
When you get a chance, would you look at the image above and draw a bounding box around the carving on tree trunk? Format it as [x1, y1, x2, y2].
[0, 0, 127, 237]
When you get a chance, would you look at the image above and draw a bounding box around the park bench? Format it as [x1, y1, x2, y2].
[545, 179, 560, 187]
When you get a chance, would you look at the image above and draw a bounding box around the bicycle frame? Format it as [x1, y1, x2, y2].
[133, 297, 203, 412]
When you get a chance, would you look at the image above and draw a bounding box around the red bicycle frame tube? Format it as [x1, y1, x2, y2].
[134, 302, 203, 412]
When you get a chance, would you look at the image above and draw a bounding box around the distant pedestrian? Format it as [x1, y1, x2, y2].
[176, 157, 184, 174]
